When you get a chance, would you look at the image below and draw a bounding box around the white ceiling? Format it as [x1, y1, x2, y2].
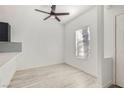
[36, 5, 94, 24]
[106, 5, 124, 9]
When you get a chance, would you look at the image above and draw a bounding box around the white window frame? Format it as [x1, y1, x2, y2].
[75, 26, 90, 59]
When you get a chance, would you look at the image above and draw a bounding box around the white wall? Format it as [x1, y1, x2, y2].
[64, 6, 98, 77]
[1, 6, 64, 70]
[104, 5, 124, 84]
[102, 58, 113, 87]
[104, 6, 124, 59]
[104, 6, 124, 58]
[104, 7, 115, 58]
[0, 6, 5, 21]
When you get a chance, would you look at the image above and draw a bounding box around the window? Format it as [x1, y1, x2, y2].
[75, 26, 90, 58]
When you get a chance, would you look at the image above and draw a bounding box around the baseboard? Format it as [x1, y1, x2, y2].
[103, 80, 113, 88]
[16, 62, 64, 71]
[65, 62, 97, 77]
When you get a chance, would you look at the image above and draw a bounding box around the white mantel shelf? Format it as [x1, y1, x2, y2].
[0, 42, 22, 53]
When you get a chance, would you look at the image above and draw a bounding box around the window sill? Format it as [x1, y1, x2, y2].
[76, 57, 86, 59]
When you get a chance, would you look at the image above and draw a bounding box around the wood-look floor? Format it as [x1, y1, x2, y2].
[8, 63, 98, 88]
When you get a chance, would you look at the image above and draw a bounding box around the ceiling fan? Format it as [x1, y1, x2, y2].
[35, 5, 70, 22]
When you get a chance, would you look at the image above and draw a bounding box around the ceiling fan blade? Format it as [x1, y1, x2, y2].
[51, 5, 56, 12]
[55, 13, 70, 16]
[35, 9, 50, 14]
[43, 15, 51, 20]
[55, 16, 61, 22]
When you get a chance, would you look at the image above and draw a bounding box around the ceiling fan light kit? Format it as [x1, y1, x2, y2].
[35, 5, 70, 22]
